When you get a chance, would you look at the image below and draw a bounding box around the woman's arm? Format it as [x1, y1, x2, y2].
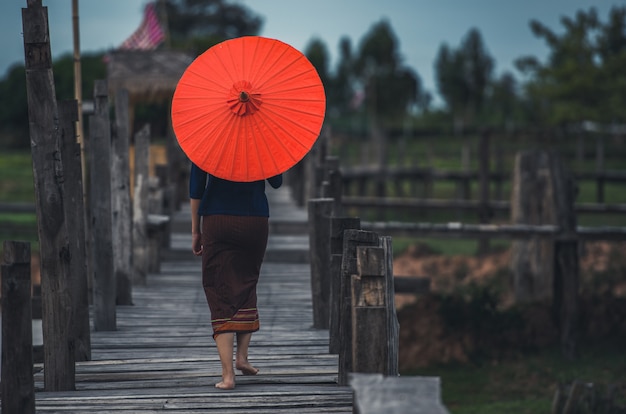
[189, 163, 207, 256]
[190, 197, 203, 256]
[267, 174, 283, 189]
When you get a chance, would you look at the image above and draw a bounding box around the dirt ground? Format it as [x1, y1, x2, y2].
[393, 241, 626, 370]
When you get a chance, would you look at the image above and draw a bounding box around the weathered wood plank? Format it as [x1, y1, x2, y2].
[57, 99, 91, 362]
[133, 124, 151, 286]
[1, 241, 36, 414]
[33, 191, 353, 412]
[22, 0, 76, 392]
[112, 88, 133, 306]
[89, 79, 116, 332]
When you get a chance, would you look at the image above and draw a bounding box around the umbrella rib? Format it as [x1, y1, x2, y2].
[262, 106, 325, 148]
[251, 39, 301, 89]
[254, 113, 300, 165]
[252, 114, 282, 178]
[180, 112, 229, 165]
[257, 56, 312, 91]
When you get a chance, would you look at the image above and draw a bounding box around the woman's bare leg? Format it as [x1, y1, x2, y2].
[235, 332, 259, 375]
[214, 333, 235, 389]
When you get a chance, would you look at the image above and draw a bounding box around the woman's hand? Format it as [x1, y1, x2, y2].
[192, 232, 203, 256]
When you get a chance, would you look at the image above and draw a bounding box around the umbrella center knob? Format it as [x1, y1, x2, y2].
[228, 81, 262, 116]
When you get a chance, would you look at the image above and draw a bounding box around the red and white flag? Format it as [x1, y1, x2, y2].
[119, 2, 165, 50]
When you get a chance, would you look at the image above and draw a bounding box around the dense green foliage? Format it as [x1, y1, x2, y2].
[1, 3, 625, 148]
[516, 7, 626, 125]
[159, 0, 262, 54]
[0, 52, 107, 149]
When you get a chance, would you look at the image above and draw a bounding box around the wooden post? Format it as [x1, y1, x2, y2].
[165, 123, 187, 208]
[58, 100, 91, 361]
[303, 134, 322, 203]
[321, 156, 343, 216]
[133, 124, 151, 285]
[112, 88, 133, 305]
[22, 0, 76, 391]
[551, 155, 579, 360]
[329, 217, 360, 354]
[89, 80, 116, 331]
[307, 198, 334, 329]
[2, 241, 35, 414]
[596, 135, 605, 203]
[71, 0, 86, 201]
[379, 235, 399, 376]
[495, 142, 504, 201]
[510, 150, 556, 302]
[477, 129, 491, 254]
[511, 150, 579, 358]
[352, 246, 388, 374]
[460, 132, 471, 205]
[338, 229, 379, 386]
[155, 164, 173, 248]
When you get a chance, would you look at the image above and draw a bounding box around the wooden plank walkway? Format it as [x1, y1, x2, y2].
[34, 186, 353, 413]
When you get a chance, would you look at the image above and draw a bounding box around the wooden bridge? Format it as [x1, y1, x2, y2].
[33, 186, 354, 413]
[12, 5, 447, 409]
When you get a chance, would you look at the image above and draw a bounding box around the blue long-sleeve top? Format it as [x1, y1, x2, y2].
[189, 163, 283, 217]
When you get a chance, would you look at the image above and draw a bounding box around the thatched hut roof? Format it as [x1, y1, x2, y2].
[106, 50, 195, 104]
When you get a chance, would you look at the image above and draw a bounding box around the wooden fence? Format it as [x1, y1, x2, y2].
[299, 134, 626, 366]
[306, 200, 448, 412]
[0, 1, 176, 395]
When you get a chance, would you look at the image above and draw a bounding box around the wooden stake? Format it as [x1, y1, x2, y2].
[22, 0, 76, 391]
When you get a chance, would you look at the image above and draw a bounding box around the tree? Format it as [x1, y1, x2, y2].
[354, 19, 423, 124]
[161, 0, 263, 54]
[594, 6, 626, 123]
[53, 52, 107, 101]
[434, 28, 494, 129]
[434, 43, 467, 127]
[0, 52, 107, 149]
[304, 38, 331, 93]
[486, 71, 522, 128]
[0, 64, 29, 148]
[462, 28, 494, 118]
[515, 6, 626, 124]
[328, 36, 357, 118]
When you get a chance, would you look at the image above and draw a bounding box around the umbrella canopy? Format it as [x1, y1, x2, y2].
[171, 36, 326, 182]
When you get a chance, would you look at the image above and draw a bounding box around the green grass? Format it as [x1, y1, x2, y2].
[3, 137, 626, 256]
[0, 212, 38, 253]
[405, 340, 626, 414]
[1, 151, 38, 251]
[0, 150, 35, 203]
[392, 237, 510, 257]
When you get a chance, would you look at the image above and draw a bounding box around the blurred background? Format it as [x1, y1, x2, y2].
[1, 1, 625, 413]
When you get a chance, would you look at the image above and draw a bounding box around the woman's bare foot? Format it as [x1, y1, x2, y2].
[215, 366, 235, 390]
[215, 381, 235, 390]
[235, 360, 259, 376]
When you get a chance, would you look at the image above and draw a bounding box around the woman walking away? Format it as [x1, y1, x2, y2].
[189, 163, 282, 390]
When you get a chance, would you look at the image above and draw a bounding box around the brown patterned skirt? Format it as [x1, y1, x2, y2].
[201, 215, 268, 337]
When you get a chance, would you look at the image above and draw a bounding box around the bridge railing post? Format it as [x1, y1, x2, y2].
[133, 124, 151, 286]
[58, 99, 91, 361]
[112, 88, 133, 306]
[308, 198, 333, 329]
[1, 241, 36, 414]
[338, 229, 379, 386]
[89, 80, 116, 332]
[351, 246, 388, 374]
[329, 217, 361, 354]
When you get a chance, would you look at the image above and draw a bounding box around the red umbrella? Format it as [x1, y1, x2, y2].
[171, 36, 326, 182]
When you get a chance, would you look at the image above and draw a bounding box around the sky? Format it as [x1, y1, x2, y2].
[0, 0, 621, 100]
